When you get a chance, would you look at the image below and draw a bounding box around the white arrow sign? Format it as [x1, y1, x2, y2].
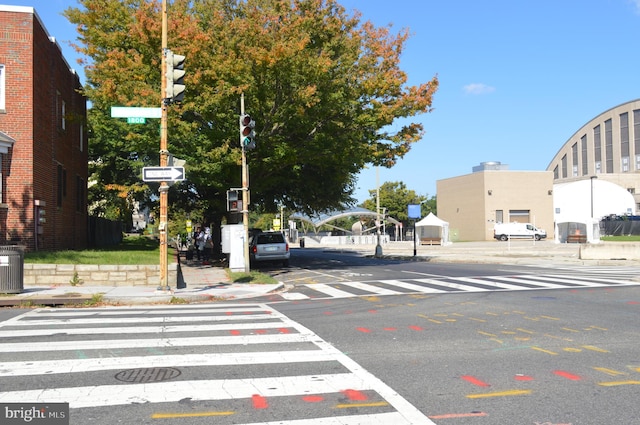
[142, 167, 185, 182]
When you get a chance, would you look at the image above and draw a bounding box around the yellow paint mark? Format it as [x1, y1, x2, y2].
[478, 331, 497, 337]
[452, 313, 464, 317]
[598, 380, 640, 387]
[516, 328, 535, 334]
[466, 389, 532, 399]
[531, 346, 558, 355]
[428, 319, 443, 324]
[540, 315, 560, 321]
[335, 401, 389, 409]
[515, 337, 531, 342]
[405, 303, 416, 307]
[563, 347, 582, 352]
[544, 334, 572, 342]
[468, 317, 486, 322]
[562, 327, 581, 333]
[583, 345, 609, 353]
[362, 296, 380, 302]
[501, 331, 516, 335]
[524, 316, 540, 321]
[588, 326, 608, 331]
[512, 310, 526, 315]
[445, 319, 457, 322]
[152, 411, 235, 419]
[593, 367, 626, 376]
[489, 338, 504, 344]
[433, 313, 448, 317]
[630, 366, 640, 373]
[485, 312, 499, 316]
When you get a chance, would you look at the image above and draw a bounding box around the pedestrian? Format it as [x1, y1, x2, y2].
[202, 227, 213, 265]
[194, 226, 204, 261]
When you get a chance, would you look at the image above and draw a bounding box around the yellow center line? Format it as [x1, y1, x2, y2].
[562, 327, 581, 333]
[478, 331, 497, 337]
[540, 315, 560, 320]
[152, 411, 235, 419]
[468, 317, 487, 322]
[516, 328, 535, 334]
[466, 389, 532, 399]
[335, 401, 389, 409]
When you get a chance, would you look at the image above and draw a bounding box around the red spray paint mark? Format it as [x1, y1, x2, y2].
[278, 328, 290, 334]
[225, 311, 233, 315]
[255, 329, 267, 334]
[627, 301, 640, 305]
[409, 325, 424, 331]
[341, 389, 368, 401]
[461, 375, 491, 387]
[356, 327, 371, 333]
[229, 330, 241, 336]
[302, 395, 324, 403]
[252, 394, 268, 409]
[323, 311, 333, 315]
[368, 310, 378, 314]
[554, 370, 582, 381]
[514, 375, 534, 381]
[383, 327, 397, 331]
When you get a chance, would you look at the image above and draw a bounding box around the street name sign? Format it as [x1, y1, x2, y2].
[142, 167, 185, 182]
[111, 107, 162, 119]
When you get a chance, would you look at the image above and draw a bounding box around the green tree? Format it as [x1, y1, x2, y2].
[361, 181, 435, 228]
[65, 0, 438, 224]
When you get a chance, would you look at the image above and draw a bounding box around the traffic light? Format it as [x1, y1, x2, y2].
[165, 50, 185, 103]
[227, 190, 242, 212]
[239, 114, 256, 150]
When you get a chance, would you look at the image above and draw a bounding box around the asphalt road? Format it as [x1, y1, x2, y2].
[275, 286, 640, 424]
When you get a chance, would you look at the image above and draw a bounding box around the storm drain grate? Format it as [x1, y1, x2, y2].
[115, 367, 181, 383]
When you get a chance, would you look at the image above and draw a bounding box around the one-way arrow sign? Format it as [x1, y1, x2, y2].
[142, 167, 185, 182]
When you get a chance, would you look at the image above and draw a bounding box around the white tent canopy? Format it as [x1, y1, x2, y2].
[553, 179, 636, 243]
[415, 212, 451, 245]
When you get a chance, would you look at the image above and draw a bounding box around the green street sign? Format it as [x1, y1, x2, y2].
[127, 117, 146, 124]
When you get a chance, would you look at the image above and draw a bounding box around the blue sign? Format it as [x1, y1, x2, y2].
[408, 204, 421, 219]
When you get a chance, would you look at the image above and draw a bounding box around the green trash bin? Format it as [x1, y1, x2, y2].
[0, 245, 24, 294]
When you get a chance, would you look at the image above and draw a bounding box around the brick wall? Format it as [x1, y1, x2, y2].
[0, 7, 88, 251]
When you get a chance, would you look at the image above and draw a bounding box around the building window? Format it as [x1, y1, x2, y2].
[594, 124, 601, 167]
[571, 142, 578, 176]
[0, 64, 5, 111]
[561, 154, 567, 178]
[581, 135, 588, 175]
[622, 156, 630, 172]
[553, 165, 559, 180]
[509, 210, 530, 223]
[0, 153, 3, 204]
[605, 119, 613, 173]
[79, 124, 84, 152]
[634, 110, 640, 170]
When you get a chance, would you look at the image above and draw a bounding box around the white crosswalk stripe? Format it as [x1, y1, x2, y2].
[288, 273, 640, 300]
[0, 304, 434, 425]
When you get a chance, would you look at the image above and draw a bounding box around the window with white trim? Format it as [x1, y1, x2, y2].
[0, 65, 5, 110]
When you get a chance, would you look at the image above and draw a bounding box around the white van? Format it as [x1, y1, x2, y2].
[493, 222, 547, 241]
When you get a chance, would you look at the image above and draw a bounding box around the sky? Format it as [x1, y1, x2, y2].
[3, 0, 640, 204]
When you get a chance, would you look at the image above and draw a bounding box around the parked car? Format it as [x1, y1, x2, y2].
[249, 231, 290, 266]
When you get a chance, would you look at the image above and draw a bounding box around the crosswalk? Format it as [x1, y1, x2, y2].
[0, 304, 435, 424]
[281, 273, 640, 300]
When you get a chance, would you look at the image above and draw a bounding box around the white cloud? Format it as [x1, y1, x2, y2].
[632, 0, 640, 13]
[463, 83, 496, 95]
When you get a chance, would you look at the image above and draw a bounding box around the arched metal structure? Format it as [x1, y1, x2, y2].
[289, 207, 401, 234]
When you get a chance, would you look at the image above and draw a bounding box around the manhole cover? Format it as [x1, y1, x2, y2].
[115, 367, 181, 383]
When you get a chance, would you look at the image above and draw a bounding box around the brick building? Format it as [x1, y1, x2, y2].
[0, 5, 87, 251]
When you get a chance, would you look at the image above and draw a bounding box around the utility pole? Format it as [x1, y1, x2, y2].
[158, 0, 170, 291]
[240, 94, 251, 273]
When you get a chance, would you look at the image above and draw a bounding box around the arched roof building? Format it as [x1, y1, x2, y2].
[547, 99, 640, 211]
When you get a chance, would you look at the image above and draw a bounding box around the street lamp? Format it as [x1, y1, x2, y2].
[590, 176, 598, 219]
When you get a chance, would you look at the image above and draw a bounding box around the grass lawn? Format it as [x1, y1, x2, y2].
[24, 236, 169, 264]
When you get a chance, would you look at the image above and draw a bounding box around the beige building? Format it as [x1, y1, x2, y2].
[437, 163, 554, 241]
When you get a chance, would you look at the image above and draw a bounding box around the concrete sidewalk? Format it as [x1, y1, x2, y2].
[1, 240, 638, 307]
[0, 257, 284, 307]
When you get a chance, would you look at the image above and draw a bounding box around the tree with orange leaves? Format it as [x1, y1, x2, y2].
[65, 0, 438, 220]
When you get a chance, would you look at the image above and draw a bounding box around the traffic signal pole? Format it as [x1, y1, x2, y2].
[158, 0, 170, 291]
[240, 94, 251, 273]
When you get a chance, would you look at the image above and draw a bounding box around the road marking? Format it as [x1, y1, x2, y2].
[531, 346, 558, 355]
[152, 411, 235, 419]
[466, 389, 531, 399]
[593, 367, 627, 376]
[429, 412, 488, 419]
[306, 283, 357, 298]
[598, 380, 640, 387]
[554, 370, 582, 381]
[582, 345, 609, 353]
